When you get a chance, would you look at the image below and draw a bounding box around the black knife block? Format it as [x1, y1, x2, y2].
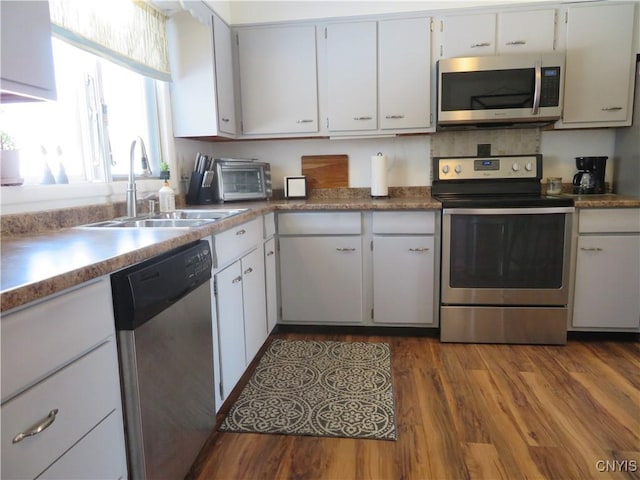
[186, 171, 216, 205]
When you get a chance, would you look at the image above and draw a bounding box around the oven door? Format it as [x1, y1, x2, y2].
[441, 207, 574, 306]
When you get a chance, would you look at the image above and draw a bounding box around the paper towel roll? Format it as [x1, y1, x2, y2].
[371, 154, 388, 197]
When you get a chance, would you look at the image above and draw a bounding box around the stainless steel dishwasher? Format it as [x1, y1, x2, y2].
[111, 240, 215, 480]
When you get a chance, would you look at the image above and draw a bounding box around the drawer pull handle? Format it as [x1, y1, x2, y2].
[13, 409, 59, 444]
[601, 106, 622, 111]
[385, 114, 405, 119]
[266, 250, 275, 256]
[353, 116, 372, 121]
[221, 117, 230, 122]
[296, 119, 314, 124]
[236, 229, 246, 236]
[232, 275, 242, 284]
[244, 267, 253, 275]
[471, 42, 491, 48]
[409, 247, 430, 252]
[505, 40, 526, 45]
[336, 247, 356, 252]
[580, 247, 603, 252]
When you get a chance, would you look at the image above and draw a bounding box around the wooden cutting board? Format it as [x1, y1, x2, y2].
[301, 155, 349, 189]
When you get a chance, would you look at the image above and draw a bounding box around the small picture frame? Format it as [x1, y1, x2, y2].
[285, 176, 307, 199]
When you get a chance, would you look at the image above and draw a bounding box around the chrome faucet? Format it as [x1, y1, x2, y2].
[126, 137, 152, 217]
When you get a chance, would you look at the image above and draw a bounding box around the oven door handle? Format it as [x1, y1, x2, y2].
[443, 207, 575, 215]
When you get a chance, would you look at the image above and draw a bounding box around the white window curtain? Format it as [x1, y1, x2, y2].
[49, 0, 171, 81]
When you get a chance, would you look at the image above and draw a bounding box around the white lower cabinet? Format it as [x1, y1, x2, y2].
[264, 236, 278, 333]
[373, 236, 435, 325]
[571, 209, 640, 331]
[213, 218, 269, 403]
[372, 211, 438, 326]
[280, 236, 363, 324]
[1, 278, 126, 480]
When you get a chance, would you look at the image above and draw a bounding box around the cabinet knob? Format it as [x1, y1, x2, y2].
[12, 409, 59, 444]
[296, 119, 314, 123]
[409, 247, 430, 252]
[236, 229, 246, 236]
[244, 267, 253, 275]
[353, 116, 373, 121]
[505, 40, 526, 45]
[232, 275, 242, 284]
[266, 250, 275, 256]
[580, 247, 603, 252]
[601, 107, 623, 111]
[470, 42, 491, 48]
[385, 115, 405, 119]
[336, 247, 356, 252]
[221, 117, 230, 122]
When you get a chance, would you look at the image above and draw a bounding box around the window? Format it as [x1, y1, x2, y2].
[0, 37, 162, 185]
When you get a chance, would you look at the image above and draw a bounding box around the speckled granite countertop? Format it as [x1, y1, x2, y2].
[1, 191, 638, 312]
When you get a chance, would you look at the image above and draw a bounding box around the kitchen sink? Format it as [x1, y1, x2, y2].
[77, 208, 249, 229]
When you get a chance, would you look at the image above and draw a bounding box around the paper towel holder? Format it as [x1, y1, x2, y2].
[371, 152, 389, 198]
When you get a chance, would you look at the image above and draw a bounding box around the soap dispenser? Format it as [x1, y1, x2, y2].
[159, 181, 175, 212]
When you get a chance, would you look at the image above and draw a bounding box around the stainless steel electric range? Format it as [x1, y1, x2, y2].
[432, 154, 575, 345]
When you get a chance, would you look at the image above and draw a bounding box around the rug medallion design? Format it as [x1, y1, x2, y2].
[219, 339, 397, 440]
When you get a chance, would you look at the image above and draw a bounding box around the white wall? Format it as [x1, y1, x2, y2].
[174, 128, 617, 193]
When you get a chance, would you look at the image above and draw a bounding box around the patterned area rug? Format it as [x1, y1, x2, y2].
[219, 339, 397, 440]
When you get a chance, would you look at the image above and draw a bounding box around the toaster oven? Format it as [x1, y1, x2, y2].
[213, 159, 272, 202]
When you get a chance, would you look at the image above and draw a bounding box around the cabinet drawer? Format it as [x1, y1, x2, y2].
[372, 211, 436, 234]
[264, 212, 276, 238]
[39, 410, 127, 480]
[278, 212, 361, 235]
[1, 340, 122, 480]
[1, 278, 114, 402]
[214, 217, 262, 267]
[579, 208, 640, 233]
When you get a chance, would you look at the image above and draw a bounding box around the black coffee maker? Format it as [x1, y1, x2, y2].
[573, 156, 607, 194]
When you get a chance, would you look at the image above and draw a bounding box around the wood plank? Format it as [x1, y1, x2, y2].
[301, 154, 349, 189]
[190, 334, 640, 480]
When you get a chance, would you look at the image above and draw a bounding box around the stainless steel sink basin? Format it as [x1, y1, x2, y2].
[76, 208, 249, 229]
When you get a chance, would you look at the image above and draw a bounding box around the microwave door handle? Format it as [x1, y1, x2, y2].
[532, 61, 542, 115]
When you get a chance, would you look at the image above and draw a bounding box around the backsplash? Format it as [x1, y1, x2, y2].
[431, 128, 541, 157]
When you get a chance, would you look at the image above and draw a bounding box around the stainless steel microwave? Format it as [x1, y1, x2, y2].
[214, 159, 272, 202]
[437, 53, 565, 127]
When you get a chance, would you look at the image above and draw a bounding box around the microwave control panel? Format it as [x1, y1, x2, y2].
[540, 67, 561, 107]
[434, 155, 541, 181]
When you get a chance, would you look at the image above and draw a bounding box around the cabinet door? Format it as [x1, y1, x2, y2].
[167, 11, 235, 138]
[441, 13, 496, 58]
[497, 9, 556, 54]
[264, 237, 278, 333]
[214, 261, 245, 401]
[373, 236, 435, 325]
[326, 21, 377, 131]
[0, 1, 56, 101]
[573, 235, 640, 329]
[280, 236, 363, 324]
[379, 18, 431, 130]
[213, 14, 237, 135]
[241, 247, 268, 365]
[563, 3, 635, 124]
[238, 25, 318, 135]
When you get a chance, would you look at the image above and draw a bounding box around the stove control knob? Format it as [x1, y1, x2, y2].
[442, 165, 450, 174]
[512, 162, 521, 172]
[454, 164, 462, 174]
[525, 162, 533, 171]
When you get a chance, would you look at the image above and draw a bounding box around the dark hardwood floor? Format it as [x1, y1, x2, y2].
[190, 332, 640, 480]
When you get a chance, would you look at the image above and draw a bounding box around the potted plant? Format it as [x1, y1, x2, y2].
[0, 130, 23, 186]
[160, 160, 170, 180]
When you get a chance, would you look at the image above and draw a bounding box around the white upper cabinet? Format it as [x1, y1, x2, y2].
[559, 3, 636, 127]
[379, 17, 432, 130]
[0, 1, 56, 102]
[238, 24, 318, 135]
[497, 9, 556, 54]
[440, 13, 496, 58]
[326, 21, 378, 132]
[167, 10, 236, 137]
[440, 9, 557, 58]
